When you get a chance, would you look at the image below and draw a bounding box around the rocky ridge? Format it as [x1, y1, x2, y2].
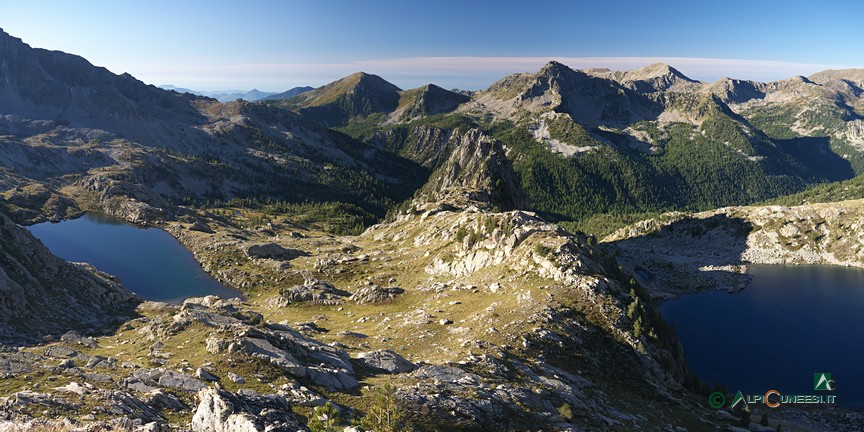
[606, 199, 864, 297]
[0, 167, 726, 431]
[414, 128, 529, 211]
[269, 72, 402, 127]
[0, 27, 425, 225]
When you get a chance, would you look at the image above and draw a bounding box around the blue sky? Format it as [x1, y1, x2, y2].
[2, 0, 862, 91]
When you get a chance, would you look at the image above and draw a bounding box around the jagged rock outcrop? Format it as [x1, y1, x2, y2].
[271, 279, 350, 306]
[846, 119, 864, 149]
[369, 125, 458, 168]
[191, 388, 306, 432]
[0, 211, 139, 343]
[140, 297, 358, 391]
[349, 285, 404, 304]
[206, 325, 358, 391]
[415, 129, 529, 211]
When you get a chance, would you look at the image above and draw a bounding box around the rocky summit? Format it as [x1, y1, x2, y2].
[1, 25, 863, 432]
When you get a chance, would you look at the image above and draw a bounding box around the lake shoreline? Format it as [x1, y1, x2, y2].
[28, 212, 244, 303]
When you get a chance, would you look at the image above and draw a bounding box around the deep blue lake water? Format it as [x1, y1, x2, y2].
[28, 213, 241, 303]
[661, 264, 864, 406]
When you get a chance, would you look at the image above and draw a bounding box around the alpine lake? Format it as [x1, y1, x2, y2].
[660, 264, 864, 406]
[28, 212, 241, 303]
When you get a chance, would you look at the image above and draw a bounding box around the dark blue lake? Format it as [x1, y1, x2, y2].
[661, 264, 864, 406]
[28, 213, 241, 303]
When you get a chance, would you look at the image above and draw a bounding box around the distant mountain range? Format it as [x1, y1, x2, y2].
[4, 19, 864, 237]
[269, 60, 864, 234]
[159, 85, 313, 102]
[0, 28, 425, 224]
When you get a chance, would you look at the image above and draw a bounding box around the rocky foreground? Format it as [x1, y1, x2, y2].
[0, 183, 730, 432]
[6, 195, 864, 431]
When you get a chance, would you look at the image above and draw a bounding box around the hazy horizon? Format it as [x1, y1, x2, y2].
[2, 1, 862, 92]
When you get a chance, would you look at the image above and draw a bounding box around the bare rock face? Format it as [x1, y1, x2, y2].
[355, 349, 416, 374]
[272, 279, 350, 306]
[349, 285, 404, 304]
[125, 368, 206, 393]
[244, 243, 307, 260]
[416, 129, 529, 211]
[847, 119, 864, 149]
[370, 125, 458, 168]
[191, 387, 306, 432]
[0, 211, 139, 344]
[141, 297, 357, 391]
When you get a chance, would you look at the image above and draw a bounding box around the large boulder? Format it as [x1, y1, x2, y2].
[355, 349, 416, 374]
[206, 326, 357, 391]
[125, 368, 206, 393]
[244, 243, 306, 260]
[350, 285, 404, 304]
[191, 388, 305, 432]
[134, 297, 357, 391]
[272, 279, 350, 306]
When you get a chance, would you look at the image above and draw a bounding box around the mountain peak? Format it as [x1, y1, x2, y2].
[348, 71, 370, 80]
[582, 62, 697, 93]
[540, 60, 574, 76]
[809, 68, 864, 85]
[393, 83, 470, 120]
[630, 63, 693, 82]
[269, 71, 401, 126]
[340, 71, 401, 91]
